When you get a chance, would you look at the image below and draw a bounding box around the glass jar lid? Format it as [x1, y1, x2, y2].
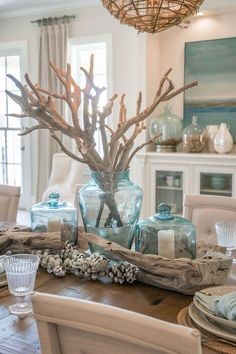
[31, 192, 75, 211]
[154, 203, 174, 220]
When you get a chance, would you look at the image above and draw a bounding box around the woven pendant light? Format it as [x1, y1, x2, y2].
[102, 0, 205, 33]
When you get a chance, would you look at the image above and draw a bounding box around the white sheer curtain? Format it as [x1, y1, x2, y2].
[36, 19, 69, 201]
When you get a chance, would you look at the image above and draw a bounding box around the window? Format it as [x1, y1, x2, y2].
[0, 41, 31, 209]
[0, 55, 22, 186]
[70, 35, 112, 154]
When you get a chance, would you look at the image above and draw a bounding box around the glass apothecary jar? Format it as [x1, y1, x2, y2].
[182, 116, 207, 153]
[79, 170, 142, 251]
[31, 192, 78, 243]
[135, 203, 196, 259]
[149, 105, 182, 152]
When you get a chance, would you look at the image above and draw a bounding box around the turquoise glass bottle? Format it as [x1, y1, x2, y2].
[79, 170, 143, 250]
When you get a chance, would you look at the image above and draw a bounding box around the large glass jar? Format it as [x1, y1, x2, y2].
[182, 116, 207, 152]
[149, 105, 182, 152]
[135, 203, 196, 259]
[31, 192, 78, 243]
[79, 170, 143, 250]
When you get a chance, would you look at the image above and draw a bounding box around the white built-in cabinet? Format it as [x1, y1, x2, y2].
[134, 152, 236, 218]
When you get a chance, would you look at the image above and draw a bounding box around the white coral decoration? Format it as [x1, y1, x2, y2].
[32, 243, 138, 284]
[106, 261, 139, 284]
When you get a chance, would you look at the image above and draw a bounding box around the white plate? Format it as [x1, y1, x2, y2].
[189, 303, 236, 343]
[193, 286, 236, 331]
[197, 286, 236, 297]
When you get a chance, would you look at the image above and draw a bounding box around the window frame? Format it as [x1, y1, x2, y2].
[69, 34, 113, 126]
[0, 40, 31, 209]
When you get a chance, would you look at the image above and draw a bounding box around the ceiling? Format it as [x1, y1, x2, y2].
[0, 0, 235, 19]
[0, 0, 99, 18]
[201, 0, 236, 14]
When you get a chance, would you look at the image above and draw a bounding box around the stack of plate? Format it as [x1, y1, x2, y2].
[189, 286, 236, 343]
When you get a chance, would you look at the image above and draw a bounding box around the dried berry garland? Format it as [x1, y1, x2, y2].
[32, 242, 138, 284]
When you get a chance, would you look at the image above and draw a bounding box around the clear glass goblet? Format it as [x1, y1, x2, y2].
[3, 254, 40, 317]
[215, 221, 236, 263]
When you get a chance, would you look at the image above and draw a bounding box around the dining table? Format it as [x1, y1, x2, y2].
[0, 261, 235, 354]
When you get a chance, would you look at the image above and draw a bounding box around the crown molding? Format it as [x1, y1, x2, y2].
[0, 0, 100, 20]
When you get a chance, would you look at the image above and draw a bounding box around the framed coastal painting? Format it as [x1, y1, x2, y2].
[184, 37, 236, 142]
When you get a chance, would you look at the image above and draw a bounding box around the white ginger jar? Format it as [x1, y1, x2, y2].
[206, 125, 219, 153]
[213, 123, 233, 154]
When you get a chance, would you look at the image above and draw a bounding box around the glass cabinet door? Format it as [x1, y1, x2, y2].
[155, 171, 183, 214]
[200, 172, 232, 197]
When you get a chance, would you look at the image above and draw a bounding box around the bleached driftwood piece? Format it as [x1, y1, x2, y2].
[0, 224, 63, 254]
[0, 226, 232, 295]
[82, 232, 232, 295]
[5, 56, 197, 229]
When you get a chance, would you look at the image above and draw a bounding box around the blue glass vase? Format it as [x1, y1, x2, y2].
[79, 170, 143, 250]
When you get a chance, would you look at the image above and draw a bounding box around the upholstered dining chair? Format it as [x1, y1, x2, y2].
[183, 194, 236, 244]
[0, 184, 21, 222]
[42, 153, 90, 205]
[31, 292, 202, 354]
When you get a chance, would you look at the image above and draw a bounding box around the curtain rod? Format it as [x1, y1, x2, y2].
[31, 15, 76, 25]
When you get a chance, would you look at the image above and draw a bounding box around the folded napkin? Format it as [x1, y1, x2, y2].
[195, 291, 236, 321]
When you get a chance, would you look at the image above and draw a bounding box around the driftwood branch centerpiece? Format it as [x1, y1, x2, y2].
[0, 226, 232, 295]
[5, 55, 198, 247]
[81, 233, 233, 295]
[5, 55, 197, 172]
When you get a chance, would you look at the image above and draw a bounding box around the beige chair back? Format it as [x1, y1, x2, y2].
[0, 184, 21, 222]
[31, 292, 202, 354]
[183, 194, 236, 243]
[42, 153, 90, 204]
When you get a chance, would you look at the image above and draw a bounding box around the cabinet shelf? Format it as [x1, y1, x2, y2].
[200, 188, 232, 195]
[136, 152, 236, 218]
[156, 186, 183, 191]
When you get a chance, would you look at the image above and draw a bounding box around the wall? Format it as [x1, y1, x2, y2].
[157, 11, 236, 118]
[0, 5, 149, 117]
[2, 6, 235, 205]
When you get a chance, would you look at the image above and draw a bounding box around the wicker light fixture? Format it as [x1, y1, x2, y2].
[101, 0, 205, 33]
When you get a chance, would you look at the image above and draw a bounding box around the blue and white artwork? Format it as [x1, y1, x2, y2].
[184, 37, 236, 141]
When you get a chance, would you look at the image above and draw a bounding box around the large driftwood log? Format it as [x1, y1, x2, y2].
[81, 232, 232, 295]
[0, 226, 232, 295]
[0, 224, 63, 254]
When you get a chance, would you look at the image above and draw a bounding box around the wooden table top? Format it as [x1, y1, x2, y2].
[0, 265, 235, 354]
[0, 268, 193, 354]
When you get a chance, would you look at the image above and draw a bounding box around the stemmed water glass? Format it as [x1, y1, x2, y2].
[215, 221, 236, 263]
[3, 254, 40, 317]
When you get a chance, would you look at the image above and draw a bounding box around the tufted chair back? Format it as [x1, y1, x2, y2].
[183, 194, 236, 244]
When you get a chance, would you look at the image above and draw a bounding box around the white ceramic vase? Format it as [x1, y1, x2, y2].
[213, 123, 233, 154]
[206, 125, 219, 152]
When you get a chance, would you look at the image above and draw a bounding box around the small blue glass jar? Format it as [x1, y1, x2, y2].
[135, 203, 196, 259]
[31, 192, 78, 244]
